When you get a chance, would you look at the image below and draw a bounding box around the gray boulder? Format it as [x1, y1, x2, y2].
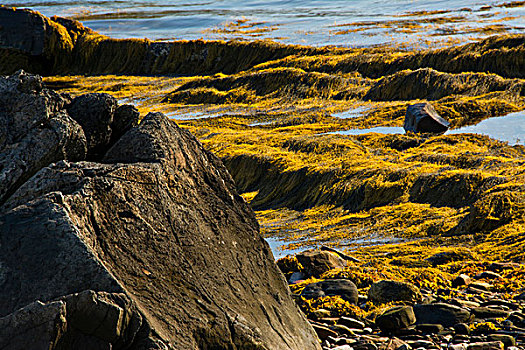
[296, 249, 347, 278]
[66, 92, 118, 159]
[0, 72, 320, 349]
[404, 102, 450, 134]
[0, 70, 86, 205]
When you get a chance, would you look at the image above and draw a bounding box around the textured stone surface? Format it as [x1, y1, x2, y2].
[66, 93, 117, 159]
[0, 72, 320, 349]
[0, 70, 86, 206]
[0, 290, 166, 350]
[368, 280, 422, 304]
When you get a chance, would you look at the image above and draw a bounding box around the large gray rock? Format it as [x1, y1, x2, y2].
[0, 70, 86, 205]
[66, 93, 118, 159]
[0, 74, 320, 349]
[375, 306, 416, 333]
[404, 102, 450, 134]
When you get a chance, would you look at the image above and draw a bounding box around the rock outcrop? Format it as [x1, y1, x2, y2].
[0, 71, 320, 349]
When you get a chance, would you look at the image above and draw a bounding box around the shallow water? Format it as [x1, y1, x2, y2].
[7, 0, 525, 48]
[448, 111, 525, 146]
[324, 111, 525, 146]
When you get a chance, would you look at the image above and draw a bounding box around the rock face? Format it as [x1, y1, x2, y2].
[404, 102, 450, 134]
[0, 71, 321, 349]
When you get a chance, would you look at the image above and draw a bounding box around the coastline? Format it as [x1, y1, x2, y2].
[1, 5, 525, 349]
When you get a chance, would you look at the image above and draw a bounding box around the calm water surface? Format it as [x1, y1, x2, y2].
[6, 0, 525, 47]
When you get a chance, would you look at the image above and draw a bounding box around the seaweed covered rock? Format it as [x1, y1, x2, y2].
[404, 102, 450, 134]
[0, 72, 320, 349]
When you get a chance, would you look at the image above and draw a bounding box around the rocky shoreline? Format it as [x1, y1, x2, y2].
[1, 5, 525, 350]
[278, 248, 525, 350]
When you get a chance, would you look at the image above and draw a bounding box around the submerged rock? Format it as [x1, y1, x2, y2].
[0, 71, 321, 349]
[404, 102, 450, 134]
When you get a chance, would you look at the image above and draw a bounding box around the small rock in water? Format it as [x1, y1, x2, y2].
[404, 102, 450, 134]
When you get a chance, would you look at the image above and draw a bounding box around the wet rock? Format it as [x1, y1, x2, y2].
[375, 306, 416, 333]
[403, 102, 450, 134]
[413, 303, 471, 327]
[368, 280, 422, 304]
[301, 279, 359, 304]
[0, 85, 320, 349]
[66, 93, 117, 159]
[452, 274, 472, 288]
[296, 249, 347, 278]
[312, 323, 339, 340]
